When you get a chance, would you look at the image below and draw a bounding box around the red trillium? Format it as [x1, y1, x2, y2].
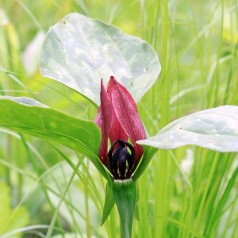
[95, 76, 146, 179]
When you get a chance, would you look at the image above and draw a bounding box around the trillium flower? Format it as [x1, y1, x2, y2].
[95, 76, 146, 179]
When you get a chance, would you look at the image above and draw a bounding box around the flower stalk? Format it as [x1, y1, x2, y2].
[112, 179, 136, 238]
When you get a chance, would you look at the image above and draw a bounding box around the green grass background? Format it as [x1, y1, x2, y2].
[0, 0, 238, 237]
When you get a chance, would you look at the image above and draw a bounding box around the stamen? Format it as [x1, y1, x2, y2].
[108, 140, 135, 179]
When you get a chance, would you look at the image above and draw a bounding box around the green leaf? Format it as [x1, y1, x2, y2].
[132, 146, 157, 181]
[101, 182, 115, 225]
[40, 13, 160, 106]
[0, 96, 108, 179]
[138, 106, 238, 152]
[112, 179, 136, 238]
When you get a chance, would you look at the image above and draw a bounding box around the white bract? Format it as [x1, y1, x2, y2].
[139, 106, 238, 152]
[40, 13, 161, 105]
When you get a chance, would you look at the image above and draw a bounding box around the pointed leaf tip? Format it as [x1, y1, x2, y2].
[101, 182, 115, 225]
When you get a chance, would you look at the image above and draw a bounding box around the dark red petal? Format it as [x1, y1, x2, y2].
[94, 106, 102, 127]
[108, 76, 146, 161]
[109, 109, 128, 144]
[95, 80, 112, 164]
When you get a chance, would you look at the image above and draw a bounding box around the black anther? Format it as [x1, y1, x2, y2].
[108, 140, 135, 179]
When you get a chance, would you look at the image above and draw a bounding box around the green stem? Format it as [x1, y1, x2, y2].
[112, 179, 136, 238]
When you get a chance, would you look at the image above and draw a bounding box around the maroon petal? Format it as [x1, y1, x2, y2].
[95, 80, 112, 164]
[109, 107, 128, 145]
[108, 76, 146, 162]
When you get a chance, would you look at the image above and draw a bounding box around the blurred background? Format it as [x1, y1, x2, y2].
[0, 0, 238, 237]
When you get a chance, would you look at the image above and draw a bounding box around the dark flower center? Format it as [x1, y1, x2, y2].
[108, 140, 135, 179]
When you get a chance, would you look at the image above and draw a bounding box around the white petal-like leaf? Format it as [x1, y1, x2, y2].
[40, 13, 160, 105]
[138, 106, 238, 152]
